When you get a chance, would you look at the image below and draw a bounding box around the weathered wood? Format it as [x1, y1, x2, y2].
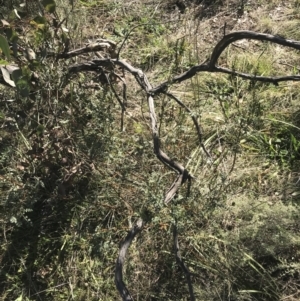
[173, 224, 195, 301]
[115, 219, 143, 301]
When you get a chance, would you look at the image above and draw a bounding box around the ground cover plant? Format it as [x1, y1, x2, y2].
[0, 0, 300, 300]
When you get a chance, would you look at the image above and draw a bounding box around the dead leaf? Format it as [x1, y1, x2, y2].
[0, 66, 16, 87]
[1, 19, 10, 26]
[16, 164, 24, 170]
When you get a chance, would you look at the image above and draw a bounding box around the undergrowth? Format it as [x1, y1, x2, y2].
[0, 0, 300, 300]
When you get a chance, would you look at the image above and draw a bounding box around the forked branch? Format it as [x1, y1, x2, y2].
[3, 30, 300, 300]
[66, 30, 300, 205]
[68, 59, 193, 203]
[164, 91, 211, 159]
[67, 30, 300, 301]
[150, 31, 300, 94]
[209, 31, 300, 66]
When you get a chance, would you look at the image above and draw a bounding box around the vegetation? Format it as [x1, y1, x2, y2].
[0, 0, 300, 300]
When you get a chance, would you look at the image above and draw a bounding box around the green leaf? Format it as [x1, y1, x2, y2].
[33, 16, 47, 25]
[5, 28, 18, 42]
[11, 68, 22, 82]
[42, 0, 56, 13]
[37, 124, 45, 136]
[0, 59, 9, 65]
[11, 69, 30, 97]
[5, 28, 18, 57]
[0, 34, 10, 60]
[16, 78, 30, 97]
[31, 16, 47, 30]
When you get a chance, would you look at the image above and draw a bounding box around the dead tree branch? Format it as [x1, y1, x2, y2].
[164, 91, 211, 159]
[3, 29, 300, 300]
[209, 31, 300, 66]
[173, 224, 195, 301]
[115, 219, 143, 301]
[150, 31, 300, 94]
[65, 31, 300, 298]
[68, 59, 192, 203]
[56, 39, 117, 59]
[66, 30, 300, 300]
[67, 31, 300, 202]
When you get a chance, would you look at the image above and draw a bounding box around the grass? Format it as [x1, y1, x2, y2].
[1, 0, 300, 301]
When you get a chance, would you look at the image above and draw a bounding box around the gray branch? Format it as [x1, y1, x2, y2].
[68, 59, 192, 204]
[173, 224, 195, 301]
[115, 219, 143, 301]
[150, 31, 300, 94]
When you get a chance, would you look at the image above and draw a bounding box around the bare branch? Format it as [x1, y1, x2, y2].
[56, 39, 117, 59]
[115, 219, 143, 301]
[66, 30, 300, 204]
[209, 31, 300, 66]
[173, 224, 195, 301]
[164, 91, 211, 159]
[113, 73, 128, 131]
[214, 65, 300, 84]
[150, 31, 300, 93]
[103, 71, 126, 112]
[165, 174, 185, 205]
[150, 64, 209, 94]
[116, 24, 147, 60]
[68, 60, 114, 73]
[68, 59, 193, 203]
